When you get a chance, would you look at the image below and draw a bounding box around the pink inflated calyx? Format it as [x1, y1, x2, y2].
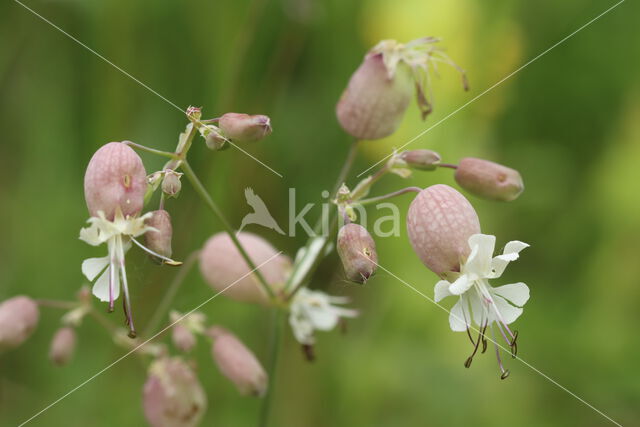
[84, 142, 147, 220]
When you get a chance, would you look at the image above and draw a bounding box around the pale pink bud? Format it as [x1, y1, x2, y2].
[218, 113, 272, 143]
[208, 326, 267, 397]
[204, 128, 229, 151]
[455, 157, 524, 201]
[199, 232, 292, 305]
[161, 169, 182, 198]
[172, 324, 196, 353]
[84, 142, 147, 219]
[0, 296, 39, 352]
[336, 223, 378, 283]
[336, 52, 414, 140]
[401, 149, 441, 171]
[145, 210, 173, 261]
[143, 357, 207, 427]
[49, 327, 76, 366]
[406, 185, 481, 277]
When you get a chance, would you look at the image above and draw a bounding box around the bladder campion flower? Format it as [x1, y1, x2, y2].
[336, 223, 378, 283]
[288, 288, 358, 346]
[0, 296, 39, 352]
[407, 184, 529, 378]
[80, 142, 180, 337]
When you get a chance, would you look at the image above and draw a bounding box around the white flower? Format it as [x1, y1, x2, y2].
[80, 209, 179, 337]
[289, 288, 358, 345]
[434, 233, 529, 378]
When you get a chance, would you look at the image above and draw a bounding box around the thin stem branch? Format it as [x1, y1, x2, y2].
[331, 139, 360, 196]
[34, 299, 78, 310]
[181, 161, 276, 301]
[142, 250, 200, 337]
[438, 163, 458, 170]
[124, 141, 177, 159]
[258, 308, 284, 427]
[356, 186, 422, 205]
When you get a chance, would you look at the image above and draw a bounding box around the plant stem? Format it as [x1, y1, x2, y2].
[34, 299, 78, 310]
[181, 160, 276, 301]
[142, 251, 200, 337]
[123, 141, 177, 159]
[258, 308, 284, 427]
[438, 163, 458, 170]
[356, 186, 422, 205]
[330, 139, 360, 196]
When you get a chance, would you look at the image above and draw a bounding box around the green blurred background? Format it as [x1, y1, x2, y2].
[1, 0, 639, 425]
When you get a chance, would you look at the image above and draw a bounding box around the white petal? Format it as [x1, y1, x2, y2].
[448, 274, 473, 295]
[307, 306, 339, 331]
[92, 267, 120, 302]
[492, 282, 530, 307]
[467, 292, 486, 326]
[492, 295, 523, 325]
[464, 234, 496, 275]
[434, 280, 453, 302]
[490, 240, 529, 278]
[288, 312, 314, 345]
[449, 298, 470, 332]
[81, 256, 109, 281]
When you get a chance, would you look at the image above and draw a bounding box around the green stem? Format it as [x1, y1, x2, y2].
[142, 251, 200, 337]
[35, 299, 78, 310]
[258, 308, 284, 427]
[356, 186, 422, 205]
[124, 141, 177, 159]
[181, 161, 276, 301]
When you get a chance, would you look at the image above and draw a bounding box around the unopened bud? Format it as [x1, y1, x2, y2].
[218, 113, 272, 143]
[49, 327, 76, 366]
[401, 149, 441, 171]
[454, 157, 524, 201]
[172, 324, 196, 353]
[407, 184, 480, 277]
[201, 125, 229, 151]
[145, 210, 173, 261]
[0, 296, 39, 352]
[336, 223, 378, 283]
[208, 326, 267, 397]
[143, 357, 207, 427]
[161, 169, 182, 198]
[186, 106, 202, 122]
[336, 51, 413, 140]
[199, 232, 292, 305]
[84, 142, 147, 219]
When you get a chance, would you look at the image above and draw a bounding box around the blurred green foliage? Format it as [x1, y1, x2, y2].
[1, 0, 639, 426]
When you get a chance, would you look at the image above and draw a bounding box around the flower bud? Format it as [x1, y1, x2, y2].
[454, 157, 524, 201]
[0, 296, 39, 352]
[84, 142, 147, 219]
[172, 324, 196, 353]
[336, 223, 378, 283]
[336, 51, 414, 140]
[145, 210, 173, 261]
[407, 185, 481, 277]
[218, 113, 272, 143]
[49, 327, 76, 366]
[143, 357, 207, 427]
[199, 232, 292, 305]
[200, 125, 229, 151]
[161, 169, 182, 198]
[400, 149, 441, 171]
[208, 326, 267, 397]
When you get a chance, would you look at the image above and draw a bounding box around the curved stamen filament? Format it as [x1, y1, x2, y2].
[108, 240, 117, 313]
[130, 237, 182, 266]
[117, 236, 136, 338]
[491, 327, 510, 380]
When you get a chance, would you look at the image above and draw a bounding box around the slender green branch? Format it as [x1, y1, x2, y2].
[35, 299, 78, 310]
[123, 141, 177, 159]
[437, 163, 458, 170]
[181, 161, 276, 300]
[356, 186, 422, 205]
[258, 308, 284, 427]
[143, 251, 200, 337]
[330, 139, 360, 196]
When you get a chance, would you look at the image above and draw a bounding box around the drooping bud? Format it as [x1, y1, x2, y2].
[336, 51, 414, 140]
[161, 169, 182, 198]
[172, 324, 196, 353]
[208, 326, 268, 397]
[407, 185, 481, 277]
[337, 38, 467, 140]
[143, 357, 207, 427]
[170, 311, 206, 353]
[0, 296, 39, 352]
[84, 142, 147, 219]
[401, 149, 441, 171]
[145, 210, 173, 261]
[49, 327, 77, 366]
[454, 157, 524, 202]
[336, 223, 378, 283]
[218, 113, 272, 143]
[200, 125, 229, 151]
[199, 232, 292, 305]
